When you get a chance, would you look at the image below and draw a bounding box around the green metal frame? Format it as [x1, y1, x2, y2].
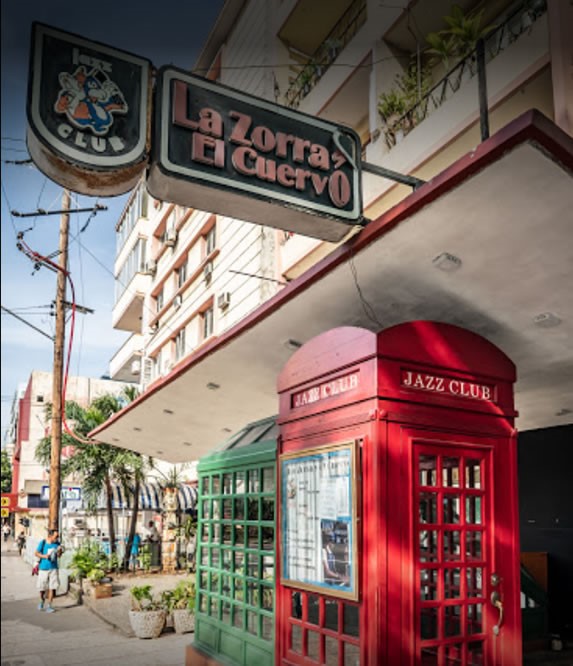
[194, 424, 277, 666]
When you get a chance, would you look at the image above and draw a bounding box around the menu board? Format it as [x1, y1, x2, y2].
[280, 441, 358, 600]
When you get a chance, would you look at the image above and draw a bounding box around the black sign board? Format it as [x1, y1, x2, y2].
[148, 67, 363, 242]
[27, 23, 151, 196]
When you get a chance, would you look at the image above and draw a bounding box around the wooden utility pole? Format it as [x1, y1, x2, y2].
[49, 189, 70, 532]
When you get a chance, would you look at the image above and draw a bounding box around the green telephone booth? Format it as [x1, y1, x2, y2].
[193, 416, 278, 666]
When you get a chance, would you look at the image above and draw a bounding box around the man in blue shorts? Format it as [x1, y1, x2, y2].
[35, 529, 63, 613]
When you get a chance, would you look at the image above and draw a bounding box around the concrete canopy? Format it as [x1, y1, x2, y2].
[91, 111, 573, 463]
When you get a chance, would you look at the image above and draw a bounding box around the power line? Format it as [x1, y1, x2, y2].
[0, 305, 54, 341]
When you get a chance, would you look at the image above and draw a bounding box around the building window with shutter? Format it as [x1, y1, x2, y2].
[202, 306, 214, 340]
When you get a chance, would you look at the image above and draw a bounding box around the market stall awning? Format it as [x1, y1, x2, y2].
[91, 110, 573, 462]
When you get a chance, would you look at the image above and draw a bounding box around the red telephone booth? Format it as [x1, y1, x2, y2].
[276, 322, 521, 665]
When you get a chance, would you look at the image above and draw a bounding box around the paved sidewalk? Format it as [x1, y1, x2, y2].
[1, 542, 193, 666]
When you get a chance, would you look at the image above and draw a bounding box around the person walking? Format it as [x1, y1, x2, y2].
[2, 523, 11, 545]
[16, 530, 26, 556]
[35, 528, 63, 613]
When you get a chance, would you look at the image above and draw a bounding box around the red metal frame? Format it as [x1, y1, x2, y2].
[276, 322, 521, 666]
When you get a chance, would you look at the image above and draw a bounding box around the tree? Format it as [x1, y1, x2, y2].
[35, 386, 142, 562]
[1, 449, 12, 493]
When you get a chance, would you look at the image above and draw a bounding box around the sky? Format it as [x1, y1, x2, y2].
[1, 1, 225, 445]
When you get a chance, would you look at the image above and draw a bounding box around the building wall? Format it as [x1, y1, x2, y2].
[518, 423, 573, 641]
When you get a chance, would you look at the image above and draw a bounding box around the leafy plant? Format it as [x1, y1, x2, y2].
[162, 577, 196, 612]
[87, 567, 106, 585]
[139, 543, 152, 572]
[70, 540, 107, 580]
[130, 584, 162, 611]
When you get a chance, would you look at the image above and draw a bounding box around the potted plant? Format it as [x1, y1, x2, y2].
[87, 566, 113, 599]
[161, 577, 196, 634]
[128, 584, 166, 639]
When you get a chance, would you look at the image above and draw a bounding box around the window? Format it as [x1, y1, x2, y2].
[197, 463, 275, 643]
[114, 238, 148, 303]
[175, 328, 186, 361]
[205, 225, 216, 256]
[203, 306, 214, 339]
[177, 261, 188, 289]
[156, 288, 164, 312]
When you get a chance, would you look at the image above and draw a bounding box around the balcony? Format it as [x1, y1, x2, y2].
[109, 333, 144, 382]
[112, 272, 149, 332]
[282, 0, 366, 109]
[378, 1, 548, 149]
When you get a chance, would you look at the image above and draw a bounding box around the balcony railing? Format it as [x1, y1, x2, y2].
[382, 0, 547, 148]
[285, 0, 366, 109]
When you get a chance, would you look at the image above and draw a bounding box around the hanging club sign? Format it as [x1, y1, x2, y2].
[26, 23, 152, 196]
[147, 67, 363, 242]
[26, 28, 363, 241]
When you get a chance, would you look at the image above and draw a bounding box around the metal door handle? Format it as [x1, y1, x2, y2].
[491, 591, 504, 635]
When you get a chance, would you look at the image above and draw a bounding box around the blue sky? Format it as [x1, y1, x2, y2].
[1, 1, 225, 444]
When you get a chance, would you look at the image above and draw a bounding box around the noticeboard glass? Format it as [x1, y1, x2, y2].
[280, 441, 358, 600]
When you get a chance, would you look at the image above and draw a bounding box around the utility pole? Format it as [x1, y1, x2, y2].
[49, 189, 70, 532]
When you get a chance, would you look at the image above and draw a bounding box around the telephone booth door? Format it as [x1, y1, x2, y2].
[389, 426, 521, 666]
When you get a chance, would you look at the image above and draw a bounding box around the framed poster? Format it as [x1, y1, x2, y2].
[280, 441, 358, 600]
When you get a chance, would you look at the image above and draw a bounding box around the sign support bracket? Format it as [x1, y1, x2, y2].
[361, 161, 425, 190]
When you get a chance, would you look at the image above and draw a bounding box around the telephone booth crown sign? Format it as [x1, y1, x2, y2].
[276, 322, 521, 666]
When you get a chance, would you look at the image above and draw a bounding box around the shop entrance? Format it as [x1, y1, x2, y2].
[276, 322, 521, 665]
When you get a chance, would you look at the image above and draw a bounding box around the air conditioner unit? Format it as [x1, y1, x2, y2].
[217, 292, 231, 310]
[165, 228, 177, 247]
[144, 259, 157, 276]
[203, 261, 214, 283]
[130, 359, 142, 375]
[173, 294, 183, 309]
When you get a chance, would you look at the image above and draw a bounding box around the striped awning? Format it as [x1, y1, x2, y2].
[103, 481, 197, 512]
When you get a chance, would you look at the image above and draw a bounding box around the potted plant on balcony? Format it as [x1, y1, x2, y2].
[128, 584, 167, 639]
[161, 577, 196, 634]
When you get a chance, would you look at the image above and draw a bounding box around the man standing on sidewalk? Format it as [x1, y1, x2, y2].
[35, 529, 63, 613]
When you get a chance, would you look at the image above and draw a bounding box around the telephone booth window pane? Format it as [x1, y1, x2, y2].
[308, 594, 320, 625]
[325, 636, 338, 663]
[291, 591, 303, 619]
[468, 641, 484, 664]
[222, 600, 231, 624]
[234, 551, 244, 573]
[419, 455, 438, 486]
[421, 607, 438, 639]
[445, 644, 463, 665]
[444, 568, 461, 598]
[212, 475, 221, 494]
[201, 476, 210, 494]
[420, 530, 439, 561]
[292, 624, 303, 653]
[465, 460, 481, 489]
[234, 525, 244, 545]
[248, 469, 260, 493]
[263, 554, 274, 580]
[421, 569, 438, 600]
[443, 495, 461, 523]
[221, 573, 231, 597]
[199, 593, 207, 613]
[308, 630, 320, 660]
[420, 493, 438, 523]
[444, 605, 462, 637]
[325, 599, 339, 631]
[421, 647, 439, 664]
[246, 581, 258, 606]
[221, 524, 231, 544]
[343, 603, 359, 637]
[247, 498, 258, 520]
[201, 523, 210, 540]
[248, 525, 258, 547]
[235, 471, 246, 493]
[210, 597, 219, 618]
[247, 610, 258, 635]
[443, 531, 461, 560]
[262, 466, 274, 491]
[262, 614, 273, 640]
[222, 473, 232, 494]
[467, 604, 483, 634]
[234, 498, 245, 520]
[202, 501, 210, 518]
[211, 548, 220, 566]
[247, 553, 259, 577]
[262, 526, 274, 550]
[466, 532, 483, 560]
[222, 498, 232, 519]
[262, 497, 274, 521]
[261, 583, 273, 611]
[466, 496, 482, 524]
[344, 641, 360, 665]
[442, 457, 460, 487]
[201, 548, 209, 565]
[233, 606, 243, 629]
[467, 568, 483, 597]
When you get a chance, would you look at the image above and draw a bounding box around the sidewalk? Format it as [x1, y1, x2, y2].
[1, 540, 194, 665]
